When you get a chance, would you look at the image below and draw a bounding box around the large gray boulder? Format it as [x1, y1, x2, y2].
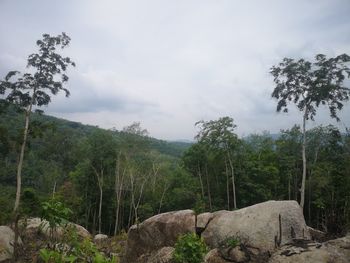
[21, 217, 91, 240]
[202, 200, 310, 254]
[146, 247, 175, 263]
[0, 226, 22, 262]
[269, 234, 350, 263]
[122, 210, 195, 263]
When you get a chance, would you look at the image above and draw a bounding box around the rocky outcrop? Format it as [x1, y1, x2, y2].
[202, 200, 309, 253]
[21, 217, 91, 240]
[122, 201, 312, 263]
[269, 234, 350, 263]
[122, 210, 195, 263]
[0, 226, 22, 262]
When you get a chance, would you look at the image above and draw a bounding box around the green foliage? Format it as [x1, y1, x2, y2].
[222, 236, 240, 248]
[173, 233, 208, 263]
[21, 187, 41, 216]
[270, 54, 350, 121]
[39, 227, 117, 263]
[41, 198, 72, 231]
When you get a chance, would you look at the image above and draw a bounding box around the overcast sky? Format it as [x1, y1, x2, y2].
[1, 0, 350, 140]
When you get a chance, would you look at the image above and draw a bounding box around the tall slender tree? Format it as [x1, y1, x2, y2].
[195, 117, 239, 209]
[270, 54, 350, 209]
[0, 33, 75, 214]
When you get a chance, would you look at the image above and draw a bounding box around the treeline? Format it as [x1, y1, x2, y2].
[1, 109, 349, 235]
[0, 107, 190, 234]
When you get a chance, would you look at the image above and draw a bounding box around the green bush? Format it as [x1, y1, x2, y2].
[173, 233, 208, 263]
[224, 236, 240, 248]
[39, 227, 117, 263]
[41, 198, 72, 230]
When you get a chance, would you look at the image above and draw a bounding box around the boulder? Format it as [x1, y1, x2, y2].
[94, 234, 108, 242]
[202, 201, 310, 254]
[146, 247, 175, 263]
[307, 226, 327, 242]
[22, 217, 91, 240]
[269, 234, 350, 263]
[197, 212, 214, 229]
[122, 210, 195, 263]
[204, 249, 229, 263]
[0, 226, 22, 262]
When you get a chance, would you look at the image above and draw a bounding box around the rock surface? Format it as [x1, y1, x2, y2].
[146, 247, 174, 263]
[307, 226, 327, 242]
[122, 201, 317, 263]
[94, 234, 108, 242]
[269, 234, 350, 263]
[122, 210, 195, 263]
[205, 249, 230, 263]
[202, 200, 310, 253]
[0, 226, 22, 262]
[21, 217, 91, 240]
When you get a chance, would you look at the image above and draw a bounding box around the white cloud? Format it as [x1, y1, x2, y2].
[1, 0, 350, 140]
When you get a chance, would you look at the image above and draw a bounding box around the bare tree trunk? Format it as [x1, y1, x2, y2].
[114, 153, 125, 236]
[52, 181, 57, 198]
[227, 156, 237, 209]
[127, 197, 133, 229]
[130, 170, 146, 226]
[98, 180, 103, 233]
[309, 147, 319, 225]
[158, 183, 168, 214]
[225, 159, 230, 210]
[197, 163, 205, 199]
[92, 165, 103, 234]
[300, 110, 307, 209]
[288, 172, 291, 200]
[14, 106, 32, 213]
[151, 161, 160, 192]
[205, 163, 212, 211]
[92, 208, 97, 235]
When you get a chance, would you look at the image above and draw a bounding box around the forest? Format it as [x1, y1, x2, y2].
[1, 106, 349, 236]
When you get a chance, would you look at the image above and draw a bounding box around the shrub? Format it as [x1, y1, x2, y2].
[41, 198, 72, 230]
[41, 198, 72, 242]
[224, 236, 240, 248]
[39, 227, 117, 263]
[173, 233, 208, 263]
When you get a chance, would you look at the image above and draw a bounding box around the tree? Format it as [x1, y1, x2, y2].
[86, 130, 116, 234]
[195, 117, 239, 209]
[270, 54, 350, 209]
[0, 33, 75, 214]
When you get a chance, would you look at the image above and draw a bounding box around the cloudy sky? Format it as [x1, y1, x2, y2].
[0, 0, 349, 140]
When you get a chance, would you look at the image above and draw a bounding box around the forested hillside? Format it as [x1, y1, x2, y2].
[1, 107, 349, 236]
[0, 106, 191, 233]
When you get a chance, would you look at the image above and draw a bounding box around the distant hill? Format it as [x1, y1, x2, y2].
[0, 105, 191, 158]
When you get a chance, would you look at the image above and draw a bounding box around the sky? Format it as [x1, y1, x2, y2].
[0, 0, 350, 140]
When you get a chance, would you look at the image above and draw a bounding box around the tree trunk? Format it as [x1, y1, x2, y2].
[225, 159, 230, 210]
[14, 107, 32, 213]
[300, 109, 307, 209]
[92, 165, 103, 234]
[158, 183, 168, 214]
[227, 156, 237, 209]
[98, 180, 103, 233]
[197, 163, 205, 199]
[114, 153, 124, 235]
[308, 147, 319, 225]
[288, 172, 291, 200]
[205, 163, 212, 211]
